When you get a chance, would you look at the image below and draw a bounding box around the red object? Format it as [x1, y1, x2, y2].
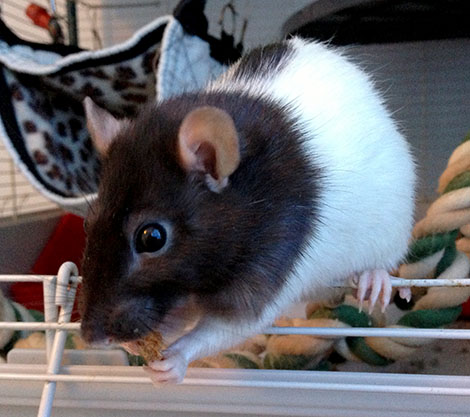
[10, 214, 86, 321]
[25, 4, 51, 30]
[461, 298, 470, 318]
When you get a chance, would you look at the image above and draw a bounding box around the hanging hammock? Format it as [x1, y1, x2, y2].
[0, 0, 241, 216]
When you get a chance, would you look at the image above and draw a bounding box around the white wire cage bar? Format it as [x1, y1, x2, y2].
[5, 323, 470, 340]
[4, 371, 470, 396]
[2, 263, 470, 417]
[3, 366, 470, 417]
[1, 273, 470, 338]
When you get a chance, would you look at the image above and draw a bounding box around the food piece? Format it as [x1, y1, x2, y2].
[135, 331, 165, 363]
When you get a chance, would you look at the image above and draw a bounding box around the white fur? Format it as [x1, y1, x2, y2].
[210, 38, 415, 315]
[147, 38, 416, 382]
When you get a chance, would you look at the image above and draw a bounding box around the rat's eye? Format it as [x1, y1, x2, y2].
[135, 223, 167, 253]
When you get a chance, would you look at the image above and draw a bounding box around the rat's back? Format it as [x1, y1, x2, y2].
[209, 38, 415, 295]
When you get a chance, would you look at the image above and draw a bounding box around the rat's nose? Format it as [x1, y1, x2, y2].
[80, 314, 110, 345]
[107, 310, 148, 341]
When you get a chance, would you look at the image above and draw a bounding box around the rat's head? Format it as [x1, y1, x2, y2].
[79, 97, 252, 345]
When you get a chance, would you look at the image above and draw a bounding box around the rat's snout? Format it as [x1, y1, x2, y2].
[80, 299, 114, 345]
[80, 295, 167, 344]
[106, 302, 154, 341]
[80, 314, 110, 345]
[79, 300, 113, 345]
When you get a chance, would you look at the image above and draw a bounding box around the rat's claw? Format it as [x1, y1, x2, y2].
[354, 269, 393, 314]
[398, 286, 412, 303]
[368, 272, 382, 312]
[144, 349, 188, 385]
[378, 270, 393, 313]
[353, 272, 371, 312]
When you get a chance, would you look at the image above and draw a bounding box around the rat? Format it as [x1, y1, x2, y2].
[79, 38, 415, 384]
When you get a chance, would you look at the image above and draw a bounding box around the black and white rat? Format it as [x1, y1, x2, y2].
[80, 38, 415, 383]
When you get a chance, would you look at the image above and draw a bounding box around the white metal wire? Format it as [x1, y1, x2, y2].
[0, 322, 81, 330]
[0, 275, 81, 283]
[2, 372, 470, 396]
[0, 140, 58, 220]
[37, 262, 79, 417]
[1, 274, 470, 341]
[3, 274, 469, 287]
[3, 322, 470, 339]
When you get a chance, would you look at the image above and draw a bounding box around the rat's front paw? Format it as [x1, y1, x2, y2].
[352, 269, 392, 313]
[351, 269, 412, 313]
[144, 349, 188, 384]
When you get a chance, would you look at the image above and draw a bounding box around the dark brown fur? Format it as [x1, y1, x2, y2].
[231, 42, 294, 81]
[80, 91, 322, 343]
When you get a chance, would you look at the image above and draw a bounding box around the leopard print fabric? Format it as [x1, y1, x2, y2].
[0, 19, 165, 200]
[0, 10, 237, 214]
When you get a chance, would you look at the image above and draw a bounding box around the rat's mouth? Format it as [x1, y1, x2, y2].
[120, 332, 166, 363]
[81, 292, 201, 348]
[80, 295, 159, 345]
[149, 294, 201, 342]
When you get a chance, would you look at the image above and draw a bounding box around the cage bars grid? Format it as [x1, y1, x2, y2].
[1, 263, 470, 416]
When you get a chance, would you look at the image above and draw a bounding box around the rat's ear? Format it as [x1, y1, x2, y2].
[83, 97, 127, 156]
[177, 106, 240, 192]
